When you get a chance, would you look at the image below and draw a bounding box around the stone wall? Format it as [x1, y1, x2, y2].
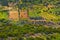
[9, 10, 29, 21]
[9, 10, 19, 21]
[20, 10, 29, 19]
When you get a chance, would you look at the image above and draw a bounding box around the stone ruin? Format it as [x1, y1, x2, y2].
[9, 9, 29, 21]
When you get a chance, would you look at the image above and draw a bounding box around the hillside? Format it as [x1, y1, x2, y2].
[0, 0, 60, 40]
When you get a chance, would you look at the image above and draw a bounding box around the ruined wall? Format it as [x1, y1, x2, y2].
[9, 9, 29, 21]
[9, 10, 19, 21]
[20, 10, 29, 19]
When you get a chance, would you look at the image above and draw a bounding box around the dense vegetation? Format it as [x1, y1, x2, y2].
[0, 0, 60, 40]
[0, 19, 60, 40]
